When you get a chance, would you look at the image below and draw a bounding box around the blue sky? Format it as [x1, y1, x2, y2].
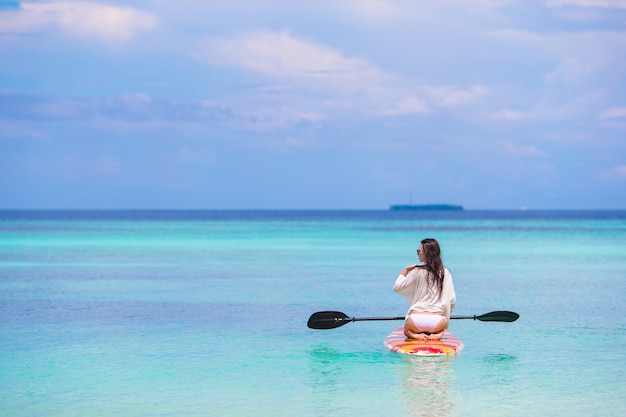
[1, 0, 625, 209]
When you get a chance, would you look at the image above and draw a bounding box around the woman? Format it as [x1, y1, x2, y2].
[393, 238, 456, 340]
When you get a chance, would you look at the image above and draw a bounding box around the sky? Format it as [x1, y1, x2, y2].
[1, 0, 625, 210]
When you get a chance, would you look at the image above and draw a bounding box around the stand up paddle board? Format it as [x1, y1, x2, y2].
[384, 327, 463, 356]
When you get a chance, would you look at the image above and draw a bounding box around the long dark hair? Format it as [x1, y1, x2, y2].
[420, 238, 445, 295]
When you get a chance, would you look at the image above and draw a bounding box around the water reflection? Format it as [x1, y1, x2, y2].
[397, 357, 457, 417]
[307, 345, 347, 388]
[306, 345, 358, 416]
[306, 344, 396, 416]
[479, 353, 519, 386]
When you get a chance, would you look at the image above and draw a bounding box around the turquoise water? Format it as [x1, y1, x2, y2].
[1, 210, 625, 417]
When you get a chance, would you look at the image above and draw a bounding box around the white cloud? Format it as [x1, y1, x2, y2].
[492, 109, 531, 120]
[334, 0, 517, 24]
[231, 105, 329, 130]
[614, 165, 626, 177]
[484, 28, 626, 122]
[337, 0, 406, 23]
[487, 29, 543, 45]
[0, 121, 43, 138]
[197, 30, 487, 123]
[0, 1, 158, 43]
[535, 57, 607, 117]
[600, 107, 626, 119]
[379, 96, 429, 116]
[544, 57, 595, 85]
[546, 0, 626, 8]
[261, 136, 321, 153]
[599, 165, 626, 180]
[504, 142, 550, 158]
[599, 107, 626, 127]
[197, 30, 385, 90]
[421, 85, 487, 108]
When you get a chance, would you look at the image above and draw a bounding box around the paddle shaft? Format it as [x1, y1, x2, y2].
[348, 315, 480, 322]
[352, 316, 404, 322]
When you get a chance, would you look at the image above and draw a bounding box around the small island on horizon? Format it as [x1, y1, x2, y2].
[389, 204, 464, 211]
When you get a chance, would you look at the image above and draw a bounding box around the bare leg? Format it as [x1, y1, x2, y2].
[404, 327, 428, 340]
[404, 315, 447, 341]
[426, 331, 445, 340]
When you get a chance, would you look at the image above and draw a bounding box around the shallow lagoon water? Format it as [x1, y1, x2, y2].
[1, 210, 625, 416]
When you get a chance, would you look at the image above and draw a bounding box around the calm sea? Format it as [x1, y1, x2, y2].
[1, 210, 625, 417]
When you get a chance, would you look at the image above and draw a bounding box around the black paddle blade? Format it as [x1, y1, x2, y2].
[307, 311, 352, 329]
[475, 311, 519, 322]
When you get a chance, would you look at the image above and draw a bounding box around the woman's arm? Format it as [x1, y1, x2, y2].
[393, 264, 420, 293]
[400, 264, 420, 277]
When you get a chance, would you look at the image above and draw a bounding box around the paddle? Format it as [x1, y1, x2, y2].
[307, 310, 519, 330]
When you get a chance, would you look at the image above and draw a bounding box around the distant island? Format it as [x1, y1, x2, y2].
[389, 204, 464, 211]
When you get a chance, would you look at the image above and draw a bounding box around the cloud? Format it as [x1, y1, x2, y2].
[421, 85, 487, 108]
[0, 91, 233, 124]
[485, 28, 626, 122]
[196, 30, 488, 123]
[258, 136, 321, 153]
[613, 165, 626, 177]
[599, 107, 626, 127]
[334, 0, 518, 25]
[0, 1, 158, 43]
[600, 107, 626, 119]
[377, 85, 487, 117]
[336, 0, 406, 24]
[379, 96, 429, 116]
[0, 121, 43, 138]
[504, 142, 550, 158]
[545, 0, 626, 8]
[197, 30, 386, 91]
[599, 165, 626, 180]
[492, 109, 531, 121]
[544, 57, 595, 85]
